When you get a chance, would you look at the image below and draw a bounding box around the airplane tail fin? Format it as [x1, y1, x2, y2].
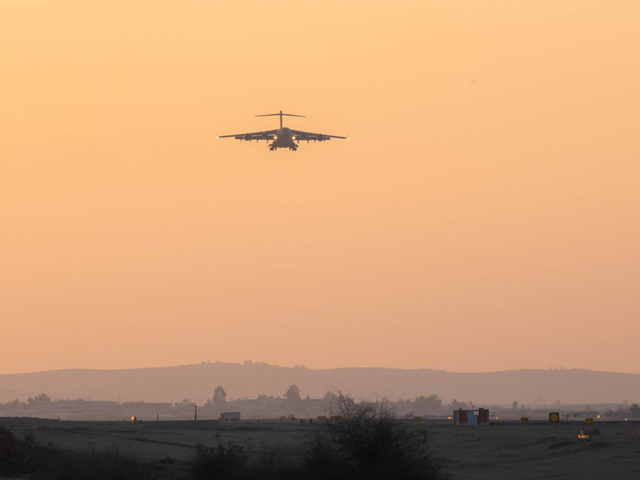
[256, 110, 305, 128]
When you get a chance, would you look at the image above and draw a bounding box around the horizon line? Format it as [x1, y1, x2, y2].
[2, 361, 638, 377]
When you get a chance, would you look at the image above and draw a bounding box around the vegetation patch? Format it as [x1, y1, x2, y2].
[187, 393, 448, 480]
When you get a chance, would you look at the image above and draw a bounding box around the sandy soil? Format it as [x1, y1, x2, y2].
[2, 418, 640, 479]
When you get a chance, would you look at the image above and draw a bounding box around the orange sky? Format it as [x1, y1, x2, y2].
[1, 1, 639, 375]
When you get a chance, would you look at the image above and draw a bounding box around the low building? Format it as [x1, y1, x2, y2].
[453, 408, 490, 426]
[220, 411, 241, 421]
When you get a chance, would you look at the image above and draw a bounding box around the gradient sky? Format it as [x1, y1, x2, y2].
[1, 1, 639, 375]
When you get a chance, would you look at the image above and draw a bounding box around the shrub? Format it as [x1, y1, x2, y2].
[188, 396, 449, 480]
[83, 444, 155, 480]
[2, 435, 155, 480]
[0, 425, 40, 476]
[189, 443, 249, 480]
[304, 394, 448, 480]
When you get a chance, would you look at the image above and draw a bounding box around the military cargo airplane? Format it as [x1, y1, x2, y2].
[217, 111, 348, 151]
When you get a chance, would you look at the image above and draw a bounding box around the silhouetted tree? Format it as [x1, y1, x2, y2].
[395, 398, 413, 413]
[323, 391, 338, 403]
[27, 394, 51, 406]
[450, 399, 470, 410]
[305, 393, 448, 480]
[212, 386, 227, 406]
[284, 385, 301, 402]
[415, 395, 442, 414]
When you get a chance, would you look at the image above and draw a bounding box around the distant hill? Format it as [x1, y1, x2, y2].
[1, 363, 639, 405]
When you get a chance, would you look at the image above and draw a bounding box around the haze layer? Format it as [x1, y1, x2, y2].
[1, 1, 639, 374]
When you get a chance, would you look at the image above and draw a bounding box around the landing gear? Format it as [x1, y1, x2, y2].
[269, 144, 276, 151]
[289, 146, 298, 152]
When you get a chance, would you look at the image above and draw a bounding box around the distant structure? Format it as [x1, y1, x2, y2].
[453, 408, 489, 426]
[220, 411, 241, 422]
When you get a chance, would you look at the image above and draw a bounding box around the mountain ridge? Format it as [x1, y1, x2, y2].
[1, 363, 638, 405]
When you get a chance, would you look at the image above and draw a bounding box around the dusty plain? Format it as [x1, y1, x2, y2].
[2, 417, 640, 479]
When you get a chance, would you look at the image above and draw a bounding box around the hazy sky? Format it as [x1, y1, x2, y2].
[1, 1, 639, 375]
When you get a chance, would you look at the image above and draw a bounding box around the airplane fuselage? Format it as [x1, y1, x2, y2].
[271, 127, 297, 151]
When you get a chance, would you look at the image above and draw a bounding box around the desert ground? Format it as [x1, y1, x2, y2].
[2, 417, 639, 479]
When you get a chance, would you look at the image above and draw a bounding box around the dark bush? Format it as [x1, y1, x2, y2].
[243, 450, 299, 480]
[82, 444, 155, 480]
[189, 443, 249, 480]
[43, 444, 155, 480]
[188, 443, 302, 480]
[185, 395, 448, 480]
[0, 424, 40, 476]
[303, 394, 448, 480]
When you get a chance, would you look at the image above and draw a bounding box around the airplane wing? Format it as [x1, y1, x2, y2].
[290, 130, 348, 142]
[217, 129, 278, 141]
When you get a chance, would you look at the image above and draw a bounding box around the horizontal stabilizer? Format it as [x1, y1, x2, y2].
[256, 113, 305, 118]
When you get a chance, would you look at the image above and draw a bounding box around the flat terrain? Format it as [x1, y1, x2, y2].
[2, 418, 640, 479]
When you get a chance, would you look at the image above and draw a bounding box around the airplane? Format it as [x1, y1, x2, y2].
[217, 110, 348, 151]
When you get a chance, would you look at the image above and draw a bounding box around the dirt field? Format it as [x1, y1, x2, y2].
[2, 417, 640, 479]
